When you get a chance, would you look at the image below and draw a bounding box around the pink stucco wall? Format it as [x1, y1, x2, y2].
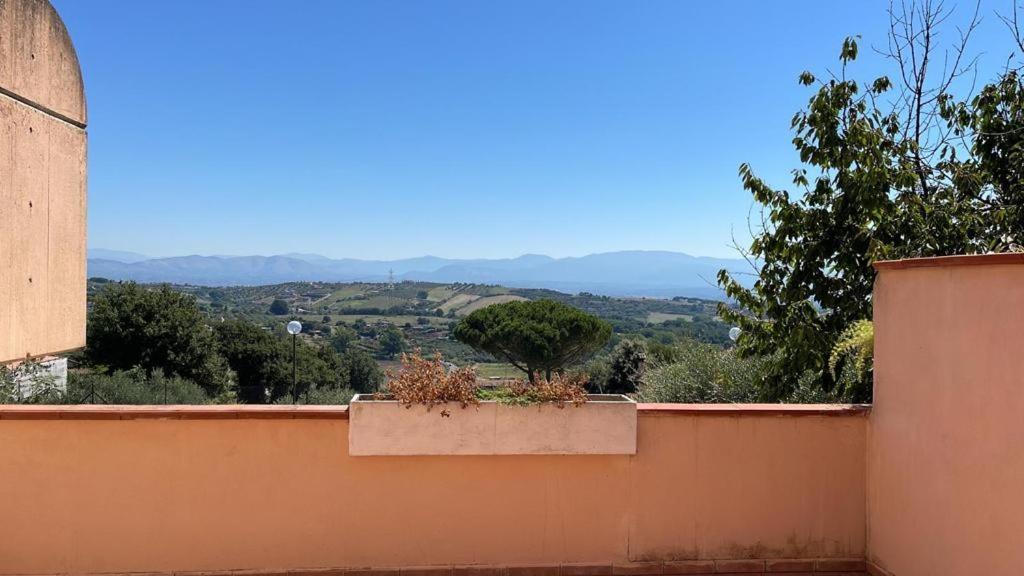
[869, 254, 1024, 576]
[0, 405, 866, 575]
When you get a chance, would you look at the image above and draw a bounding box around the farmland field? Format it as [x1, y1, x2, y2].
[646, 312, 693, 323]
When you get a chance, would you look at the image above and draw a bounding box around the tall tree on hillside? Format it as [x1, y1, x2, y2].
[87, 283, 228, 395]
[330, 325, 358, 353]
[454, 300, 611, 381]
[718, 2, 1024, 401]
[214, 320, 287, 403]
[378, 327, 405, 359]
[215, 319, 363, 403]
[340, 348, 385, 393]
[269, 299, 290, 315]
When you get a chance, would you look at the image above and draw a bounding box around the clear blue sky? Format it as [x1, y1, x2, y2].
[54, 0, 1012, 260]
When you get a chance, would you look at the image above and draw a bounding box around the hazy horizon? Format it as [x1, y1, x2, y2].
[87, 247, 747, 261]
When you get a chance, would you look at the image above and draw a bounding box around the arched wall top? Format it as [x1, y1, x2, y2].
[0, 0, 87, 127]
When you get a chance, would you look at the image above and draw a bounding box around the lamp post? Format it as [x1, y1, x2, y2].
[286, 320, 302, 403]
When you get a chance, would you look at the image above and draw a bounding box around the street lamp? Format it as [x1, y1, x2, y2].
[287, 320, 302, 403]
[729, 326, 741, 343]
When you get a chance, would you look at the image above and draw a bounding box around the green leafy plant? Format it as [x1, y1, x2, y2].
[829, 319, 874, 401]
[718, 16, 1024, 401]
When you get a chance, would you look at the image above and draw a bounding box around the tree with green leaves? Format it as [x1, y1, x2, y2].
[87, 282, 228, 396]
[339, 348, 385, 393]
[269, 299, 290, 315]
[214, 320, 287, 403]
[215, 319, 362, 403]
[378, 326, 405, 359]
[330, 325, 358, 353]
[718, 4, 1024, 402]
[454, 299, 611, 380]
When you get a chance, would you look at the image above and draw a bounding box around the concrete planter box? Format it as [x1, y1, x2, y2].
[348, 394, 637, 456]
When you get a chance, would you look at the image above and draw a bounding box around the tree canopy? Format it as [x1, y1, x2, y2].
[269, 299, 290, 315]
[86, 282, 228, 395]
[454, 299, 611, 380]
[718, 9, 1024, 402]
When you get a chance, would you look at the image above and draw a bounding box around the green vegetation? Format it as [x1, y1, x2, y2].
[69, 369, 211, 405]
[87, 283, 229, 396]
[0, 359, 63, 404]
[269, 298, 290, 315]
[454, 300, 612, 381]
[87, 278, 729, 376]
[73, 282, 383, 405]
[829, 320, 874, 402]
[606, 339, 647, 394]
[638, 340, 765, 404]
[718, 12, 1024, 403]
[68, 277, 739, 405]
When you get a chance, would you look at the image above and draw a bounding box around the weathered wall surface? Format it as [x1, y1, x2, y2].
[0, 406, 867, 575]
[0, 0, 87, 363]
[869, 255, 1024, 576]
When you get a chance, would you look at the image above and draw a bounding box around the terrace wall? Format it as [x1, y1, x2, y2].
[868, 254, 1024, 576]
[0, 405, 867, 575]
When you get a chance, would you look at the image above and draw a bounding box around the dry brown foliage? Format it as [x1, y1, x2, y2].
[506, 372, 589, 406]
[382, 350, 479, 410]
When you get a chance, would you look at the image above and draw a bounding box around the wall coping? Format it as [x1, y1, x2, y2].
[0, 403, 869, 420]
[874, 252, 1024, 270]
[0, 404, 350, 420]
[639, 403, 870, 416]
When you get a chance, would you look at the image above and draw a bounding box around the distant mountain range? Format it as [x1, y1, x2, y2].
[87, 249, 752, 299]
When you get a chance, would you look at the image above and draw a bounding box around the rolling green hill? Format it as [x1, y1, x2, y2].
[87, 278, 730, 375]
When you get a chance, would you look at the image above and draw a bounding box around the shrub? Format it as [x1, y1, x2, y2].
[578, 356, 611, 393]
[273, 386, 357, 405]
[607, 339, 647, 394]
[638, 340, 766, 403]
[383, 350, 478, 409]
[67, 369, 210, 405]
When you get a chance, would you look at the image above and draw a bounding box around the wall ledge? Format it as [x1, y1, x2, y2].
[637, 403, 870, 416]
[874, 252, 1024, 270]
[0, 403, 870, 420]
[0, 404, 350, 420]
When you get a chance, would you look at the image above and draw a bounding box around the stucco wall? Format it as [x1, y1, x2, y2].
[869, 255, 1024, 576]
[0, 0, 87, 363]
[0, 406, 867, 575]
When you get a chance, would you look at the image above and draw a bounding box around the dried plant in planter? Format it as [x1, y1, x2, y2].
[486, 372, 589, 407]
[382, 350, 479, 410]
